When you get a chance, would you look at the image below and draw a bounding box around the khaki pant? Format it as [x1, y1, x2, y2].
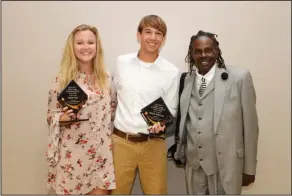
[111, 134, 167, 194]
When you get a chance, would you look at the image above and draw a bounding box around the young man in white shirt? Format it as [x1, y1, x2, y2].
[111, 15, 180, 194]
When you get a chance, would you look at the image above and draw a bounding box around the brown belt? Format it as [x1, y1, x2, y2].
[113, 127, 149, 142]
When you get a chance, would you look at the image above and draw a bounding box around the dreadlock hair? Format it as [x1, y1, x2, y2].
[185, 30, 226, 72]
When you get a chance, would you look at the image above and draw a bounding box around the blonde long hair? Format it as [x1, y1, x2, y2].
[58, 24, 107, 90]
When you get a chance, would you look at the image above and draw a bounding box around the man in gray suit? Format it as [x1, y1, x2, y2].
[174, 30, 259, 195]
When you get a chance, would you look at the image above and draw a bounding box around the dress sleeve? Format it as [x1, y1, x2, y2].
[46, 76, 64, 167]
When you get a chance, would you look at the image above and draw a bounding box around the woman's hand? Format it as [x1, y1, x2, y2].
[59, 107, 76, 126]
[59, 105, 87, 126]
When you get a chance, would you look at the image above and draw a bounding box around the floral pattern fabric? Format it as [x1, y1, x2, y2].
[46, 72, 116, 195]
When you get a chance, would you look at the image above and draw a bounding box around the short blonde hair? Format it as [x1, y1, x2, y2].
[58, 24, 107, 90]
[137, 15, 167, 36]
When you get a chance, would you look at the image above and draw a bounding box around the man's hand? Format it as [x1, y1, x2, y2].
[242, 173, 255, 186]
[148, 122, 166, 134]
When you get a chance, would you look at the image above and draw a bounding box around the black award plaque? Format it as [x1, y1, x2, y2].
[57, 80, 89, 123]
[139, 97, 174, 139]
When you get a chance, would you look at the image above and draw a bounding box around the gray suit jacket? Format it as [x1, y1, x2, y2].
[174, 66, 259, 194]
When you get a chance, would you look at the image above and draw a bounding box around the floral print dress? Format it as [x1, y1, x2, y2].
[46, 72, 116, 195]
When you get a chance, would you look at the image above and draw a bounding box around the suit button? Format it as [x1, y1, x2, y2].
[198, 117, 202, 120]
[200, 159, 203, 161]
[198, 131, 201, 134]
[218, 152, 222, 155]
[215, 133, 218, 136]
[199, 146, 202, 148]
[198, 103, 203, 106]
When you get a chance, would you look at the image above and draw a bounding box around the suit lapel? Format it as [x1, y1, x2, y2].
[214, 67, 228, 134]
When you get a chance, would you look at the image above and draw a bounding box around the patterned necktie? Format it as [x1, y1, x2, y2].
[199, 77, 207, 96]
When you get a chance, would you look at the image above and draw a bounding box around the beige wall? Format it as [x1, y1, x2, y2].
[2, 1, 291, 194]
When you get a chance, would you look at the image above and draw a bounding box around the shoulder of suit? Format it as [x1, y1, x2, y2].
[226, 65, 251, 80]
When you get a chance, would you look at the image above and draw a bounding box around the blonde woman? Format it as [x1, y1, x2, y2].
[46, 24, 116, 195]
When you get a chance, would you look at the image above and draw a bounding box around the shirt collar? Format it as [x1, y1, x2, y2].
[195, 64, 216, 82]
[131, 51, 163, 69]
